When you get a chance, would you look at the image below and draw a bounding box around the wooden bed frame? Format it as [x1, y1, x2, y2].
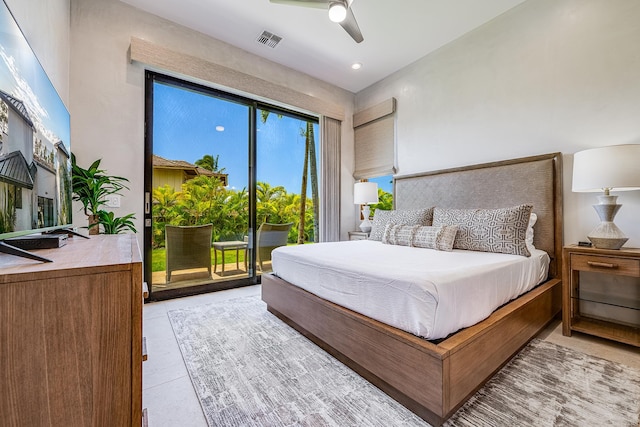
[262, 153, 563, 426]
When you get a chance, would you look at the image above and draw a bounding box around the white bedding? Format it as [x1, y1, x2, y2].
[271, 240, 550, 340]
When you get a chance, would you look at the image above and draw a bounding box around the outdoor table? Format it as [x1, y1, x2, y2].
[212, 240, 248, 276]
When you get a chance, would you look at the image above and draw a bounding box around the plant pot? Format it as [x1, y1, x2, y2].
[88, 214, 100, 235]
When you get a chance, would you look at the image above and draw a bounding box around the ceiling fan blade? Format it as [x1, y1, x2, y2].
[269, 0, 328, 9]
[339, 6, 364, 43]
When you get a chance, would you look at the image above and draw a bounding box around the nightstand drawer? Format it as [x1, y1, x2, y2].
[348, 231, 370, 241]
[571, 254, 640, 276]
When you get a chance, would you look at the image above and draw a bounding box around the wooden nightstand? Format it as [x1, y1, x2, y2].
[348, 231, 370, 240]
[562, 244, 640, 347]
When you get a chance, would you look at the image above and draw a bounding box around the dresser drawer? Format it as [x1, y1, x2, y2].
[571, 254, 640, 277]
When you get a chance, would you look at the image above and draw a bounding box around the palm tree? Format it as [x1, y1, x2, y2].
[153, 185, 179, 222]
[305, 123, 319, 243]
[152, 185, 180, 248]
[260, 110, 319, 244]
[195, 154, 225, 173]
[220, 188, 249, 240]
[256, 181, 286, 224]
[298, 129, 309, 244]
[295, 122, 319, 244]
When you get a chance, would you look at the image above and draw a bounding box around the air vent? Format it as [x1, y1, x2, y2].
[256, 30, 282, 48]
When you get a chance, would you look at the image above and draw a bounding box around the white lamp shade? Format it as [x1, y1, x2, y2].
[354, 182, 378, 205]
[572, 144, 640, 192]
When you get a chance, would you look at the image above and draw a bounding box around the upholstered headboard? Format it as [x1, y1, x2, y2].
[394, 153, 563, 278]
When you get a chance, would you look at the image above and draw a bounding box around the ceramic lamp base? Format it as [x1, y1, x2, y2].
[359, 221, 372, 233]
[359, 205, 372, 233]
[587, 203, 628, 250]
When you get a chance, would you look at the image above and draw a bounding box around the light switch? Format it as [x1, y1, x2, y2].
[105, 194, 121, 208]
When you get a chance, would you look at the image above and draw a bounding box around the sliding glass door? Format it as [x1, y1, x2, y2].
[256, 108, 320, 250]
[144, 72, 319, 300]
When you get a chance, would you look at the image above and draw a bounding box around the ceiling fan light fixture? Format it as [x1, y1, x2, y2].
[328, 1, 347, 23]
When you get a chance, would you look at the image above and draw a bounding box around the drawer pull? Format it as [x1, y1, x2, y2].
[587, 261, 617, 269]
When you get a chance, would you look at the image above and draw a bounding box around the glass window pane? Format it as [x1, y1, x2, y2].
[368, 174, 394, 215]
[256, 109, 319, 258]
[150, 80, 250, 293]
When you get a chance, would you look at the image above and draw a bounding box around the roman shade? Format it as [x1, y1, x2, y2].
[353, 98, 396, 179]
[129, 37, 344, 121]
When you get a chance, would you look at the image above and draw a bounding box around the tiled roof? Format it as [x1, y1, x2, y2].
[0, 90, 34, 128]
[153, 154, 194, 169]
[55, 141, 70, 158]
[0, 150, 34, 189]
[195, 167, 215, 177]
[153, 154, 228, 182]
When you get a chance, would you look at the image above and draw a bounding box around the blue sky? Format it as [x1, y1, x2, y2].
[0, 2, 70, 146]
[154, 82, 318, 193]
[368, 175, 393, 194]
[153, 82, 393, 195]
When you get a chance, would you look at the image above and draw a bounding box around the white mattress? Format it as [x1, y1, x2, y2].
[271, 240, 550, 340]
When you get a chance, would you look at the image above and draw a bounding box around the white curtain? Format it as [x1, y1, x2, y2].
[320, 116, 341, 242]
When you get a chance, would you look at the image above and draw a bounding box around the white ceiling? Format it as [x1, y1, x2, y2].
[120, 0, 526, 93]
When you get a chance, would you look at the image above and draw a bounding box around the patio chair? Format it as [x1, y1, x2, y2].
[165, 224, 212, 283]
[256, 222, 293, 271]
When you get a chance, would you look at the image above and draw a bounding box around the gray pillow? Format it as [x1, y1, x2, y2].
[412, 225, 458, 251]
[369, 208, 434, 241]
[432, 205, 533, 257]
[381, 224, 458, 251]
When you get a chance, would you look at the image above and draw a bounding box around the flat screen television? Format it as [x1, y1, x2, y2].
[0, 0, 73, 261]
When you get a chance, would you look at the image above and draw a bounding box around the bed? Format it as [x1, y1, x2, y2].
[262, 152, 563, 426]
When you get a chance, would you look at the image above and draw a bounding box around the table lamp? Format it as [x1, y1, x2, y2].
[354, 181, 378, 233]
[572, 144, 640, 249]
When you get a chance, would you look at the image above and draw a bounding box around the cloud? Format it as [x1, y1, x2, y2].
[1, 46, 60, 144]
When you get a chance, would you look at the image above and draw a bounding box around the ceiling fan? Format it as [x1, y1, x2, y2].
[269, 0, 364, 43]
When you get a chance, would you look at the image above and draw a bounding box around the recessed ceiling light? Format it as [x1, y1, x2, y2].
[351, 62, 362, 70]
[216, 125, 225, 132]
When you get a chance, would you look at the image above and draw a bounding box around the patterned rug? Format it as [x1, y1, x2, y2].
[168, 296, 640, 427]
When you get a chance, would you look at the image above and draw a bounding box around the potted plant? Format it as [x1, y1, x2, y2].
[95, 210, 137, 234]
[71, 153, 135, 235]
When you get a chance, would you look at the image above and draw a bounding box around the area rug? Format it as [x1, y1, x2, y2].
[168, 296, 640, 427]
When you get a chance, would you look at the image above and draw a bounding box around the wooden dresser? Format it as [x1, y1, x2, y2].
[0, 234, 144, 426]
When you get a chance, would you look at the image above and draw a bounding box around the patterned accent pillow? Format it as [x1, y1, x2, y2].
[432, 205, 533, 257]
[382, 223, 418, 246]
[369, 208, 434, 241]
[412, 225, 459, 251]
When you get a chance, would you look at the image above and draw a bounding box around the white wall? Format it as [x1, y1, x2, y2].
[5, 0, 70, 107]
[31, 0, 640, 248]
[356, 0, 640, 248]
[69, 0, 356, 242]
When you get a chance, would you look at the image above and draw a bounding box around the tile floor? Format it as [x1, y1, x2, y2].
[142, 285, 640, 427]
